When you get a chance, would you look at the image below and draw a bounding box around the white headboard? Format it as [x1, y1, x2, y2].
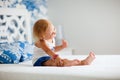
[0, 8, 32, 43]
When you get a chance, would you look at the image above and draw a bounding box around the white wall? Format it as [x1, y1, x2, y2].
[47, 0, 120, 55]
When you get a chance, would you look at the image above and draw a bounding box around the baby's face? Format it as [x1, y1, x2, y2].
[44, 24, 56, 40]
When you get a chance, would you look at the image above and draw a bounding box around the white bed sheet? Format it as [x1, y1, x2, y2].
[0, 55, 120, 80]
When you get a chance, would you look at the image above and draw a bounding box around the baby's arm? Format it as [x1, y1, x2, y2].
[40, 39, 57, 57]
[54, 39, 68, 52]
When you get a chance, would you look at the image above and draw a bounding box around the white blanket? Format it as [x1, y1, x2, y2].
[0, 55, 120, 80]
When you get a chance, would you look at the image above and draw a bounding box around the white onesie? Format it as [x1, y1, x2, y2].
[32, 39, 55, 65]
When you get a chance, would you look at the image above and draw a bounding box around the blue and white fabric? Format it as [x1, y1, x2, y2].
[0, 42, 21, 64]
[0, 41, 33, 64]
[16, 41, 33, 62]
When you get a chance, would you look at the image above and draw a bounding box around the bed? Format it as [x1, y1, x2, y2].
[0, 55, 120, 80]
[0, 8, 120, 80]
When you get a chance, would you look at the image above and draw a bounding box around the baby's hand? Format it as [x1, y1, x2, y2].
[54, 57, 64, 66]
[61, 39, 68, 48]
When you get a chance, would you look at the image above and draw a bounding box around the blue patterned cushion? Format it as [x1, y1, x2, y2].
[0, 42, 21, 64]
[13, 41, 33, 62]
[0, 41, 33, 64]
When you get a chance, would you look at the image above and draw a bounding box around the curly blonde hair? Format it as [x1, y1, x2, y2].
[33, 19, 51, 41]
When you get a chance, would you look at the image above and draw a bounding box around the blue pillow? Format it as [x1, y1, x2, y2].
[20, 52, 33, 62]
[0, 42, 21, 64]
[13, 41, 33, 62]
[0, 41, 33, 64]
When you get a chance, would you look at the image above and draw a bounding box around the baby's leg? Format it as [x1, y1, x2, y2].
[43, 59, 58, 66]
[62, 52, 95, 66]
[80, 52, 95, 65]
[43, 59, 77, 67]
[63, 59, 80, 66]
[43, 52, 95, 66]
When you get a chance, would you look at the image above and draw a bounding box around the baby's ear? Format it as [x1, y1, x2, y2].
[39, 34, 44, 39]
[40, 37, 44, 40]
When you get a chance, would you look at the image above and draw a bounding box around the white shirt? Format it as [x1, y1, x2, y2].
[32, 39, 55, 64]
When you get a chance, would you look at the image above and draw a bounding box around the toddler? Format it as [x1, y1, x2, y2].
[32, 19, 95, 67]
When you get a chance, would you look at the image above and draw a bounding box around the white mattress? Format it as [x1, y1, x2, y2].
[0, 55, 120, 80]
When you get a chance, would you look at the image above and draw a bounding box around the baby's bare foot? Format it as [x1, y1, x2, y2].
[81, 52, 95, 65]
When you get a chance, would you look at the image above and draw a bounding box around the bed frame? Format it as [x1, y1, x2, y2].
[0, 8, 32, 43]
